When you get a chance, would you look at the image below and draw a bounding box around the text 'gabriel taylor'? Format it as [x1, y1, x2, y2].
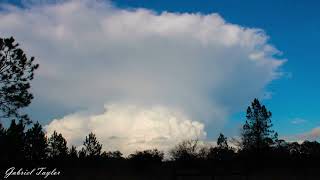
[4, 167, 61, 179]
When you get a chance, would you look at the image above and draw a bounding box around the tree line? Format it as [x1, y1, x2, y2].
[1, 37, 320, 165]
[1, 98, 320, 164]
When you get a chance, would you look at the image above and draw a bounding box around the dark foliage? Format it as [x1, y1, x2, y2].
[48, 131, 68, 160]
[128, 149, 164, 161]
[0, 37, 39, 124]
[79, 132, 102, 159]
[241, 98, 277, 152]
[68, 145, 78, 160]
[169, 139, 202, 161]
[217, 133, 228, 149]
[24, 122, 48, 161]
[5, 120, 25, 161]
[207, 133, 235, 161]
[101, 150, 123, 160]
[0, 122, 7, 161]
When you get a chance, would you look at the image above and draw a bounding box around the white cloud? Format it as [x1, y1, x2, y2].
[45, 104, 206, 155]
[0, 0, 285, 152]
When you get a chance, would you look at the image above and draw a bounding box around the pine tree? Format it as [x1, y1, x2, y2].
[68, 145, 78, 160]
[0, 37, 39, 124]
[241, 99, 277, 151]
[48, 131, 68, 160]
[6, 120, 26, 161]
[80, 132, 102, 158]
[24, 122, 48, 161]
[217, 133, 228, 149]
[207, 133, 234, 161]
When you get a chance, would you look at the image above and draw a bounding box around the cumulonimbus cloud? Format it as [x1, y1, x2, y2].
[45, 104, 206, 155]
[0, 0, 285, 153]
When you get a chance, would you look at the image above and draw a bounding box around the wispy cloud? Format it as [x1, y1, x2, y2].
[291, 118, 307, 125]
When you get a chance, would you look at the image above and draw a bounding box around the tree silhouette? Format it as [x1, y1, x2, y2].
[217, 133, 228, 149]
[101, 150, 123, 160]
[0, 37, 39, 124]
[128, 149, 164, 161]
[68, 145, 79, 160]
[24, 122, 48, 161]
[48, 131, 68, 160]
[80, 132, 102, 159]
[241, 99, 277, 152]
[169, 139, 201, 160]
[0, 122, 7, 161]
[1, 96, 320, 177]
[300, 141, 320, 159]
[287, 142, 301, 157]
[0, 122, 4, 135]
[207, 134, 234, 161]
[6, 120, 25, 161]
[272, 138, 289, 158]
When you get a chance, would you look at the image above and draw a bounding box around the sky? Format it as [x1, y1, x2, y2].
[111, 0, 320, 138]
[0, 0, 319, 154]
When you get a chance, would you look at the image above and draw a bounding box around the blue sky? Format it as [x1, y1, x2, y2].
[111, 0, 320, 136]
[0, 0, 319, 152]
